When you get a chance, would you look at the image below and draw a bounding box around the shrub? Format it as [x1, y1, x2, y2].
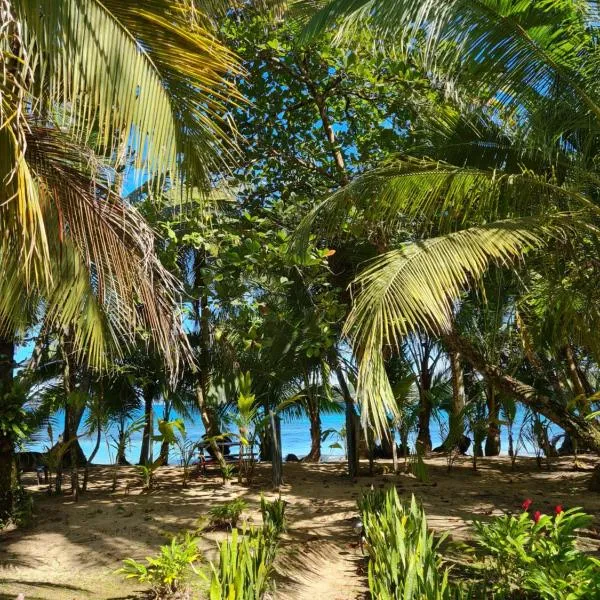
[260, 494, 287, 536]
[209, 526, 277, 600]
[209, 498, 246, 529]
[473, 500, 600, 599]
[117, 532, 202, 598]
[359, 488, 457, 599]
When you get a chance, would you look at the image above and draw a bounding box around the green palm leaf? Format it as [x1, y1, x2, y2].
[303, 1, 600, 123]
[346, 218, 571, 434]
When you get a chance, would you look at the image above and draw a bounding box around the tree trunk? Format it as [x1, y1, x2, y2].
[304, 396, 321, 462]
[193, 249, 227, 472]
[485, 383, 501, 456]
[565, 345, 586, 399]
[160, 440, 169, 465]
[195, 383, 227, 471]
[270, 410, 283, 489]
[449, 350, 465, 441]
[259, 398, 274, 461]
[391, 427, 398, 474]
[139, 388, 153, 466]
[117, 428, 129, 465]
[0, 335, 16, 521]
[416, 345, 433, 451]
[442, 332, 600, 452]
[336, 368, 359, 477]
[61, 331, 85, 500]
[82, 420, 102, 493]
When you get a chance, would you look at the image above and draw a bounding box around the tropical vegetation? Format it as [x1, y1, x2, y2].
[3, 0, 600, 598]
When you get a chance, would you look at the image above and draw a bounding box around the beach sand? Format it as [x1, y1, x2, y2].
[1, 455, 600, 600]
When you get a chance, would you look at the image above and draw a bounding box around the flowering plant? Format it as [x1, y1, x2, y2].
[471, 500, 598, 599]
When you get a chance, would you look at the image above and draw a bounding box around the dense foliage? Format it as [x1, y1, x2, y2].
[4, 1, 600, 597]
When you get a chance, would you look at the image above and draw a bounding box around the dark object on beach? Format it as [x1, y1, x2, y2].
[16, 452, 48, 484]
[285, 453, 300, 462]
[353, 517, 365, 554]
[372, 445, 384, 459]
[432, 435, 471, 455]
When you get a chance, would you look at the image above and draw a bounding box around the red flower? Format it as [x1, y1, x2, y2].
[522, 498, 533, 511]
[555, 505, 563, 515]
[533, 511, 542, 523]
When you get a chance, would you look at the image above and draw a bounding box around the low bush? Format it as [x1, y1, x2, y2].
[357, 486, 387, 515]
[472, 499, 600, 599]
[117, 532, 202, 598]
[359, 488, 457, 599]
[209, 526, 278, 600]
[208, 498, 247, 529]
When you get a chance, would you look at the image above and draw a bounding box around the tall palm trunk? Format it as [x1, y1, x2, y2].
[336, 367, 359, 477]
[449, 350, 465, 438]
[138, 387, 153, 466]
[61, 330, 86, 500]
[259, 398, 274, 461]
[193, 249, 226, 472]
[0, 336, 16, 520]
[416, 344, 433, 451]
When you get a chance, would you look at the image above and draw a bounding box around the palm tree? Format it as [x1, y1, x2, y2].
[297, 0, 600, 451]
[0, 0, 239, 515]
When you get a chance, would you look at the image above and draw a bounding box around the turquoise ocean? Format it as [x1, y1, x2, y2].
[25, 405, 558, 465]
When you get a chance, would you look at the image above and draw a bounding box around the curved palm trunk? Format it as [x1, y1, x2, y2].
[443, 332, 600, 452]
[0, 336, 16, 521]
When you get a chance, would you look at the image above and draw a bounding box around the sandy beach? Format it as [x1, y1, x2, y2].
[1, 455, 600, 600]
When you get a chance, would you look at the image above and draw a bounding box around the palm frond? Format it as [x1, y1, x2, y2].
[13, 0, 240, 185]
[345, 218, 573, 435]
[294, 157, 599, 248]
[303, 0, 600, 125]
[0, 128, 189, 372]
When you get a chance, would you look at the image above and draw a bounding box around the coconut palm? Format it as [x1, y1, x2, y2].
[0, 0, 240, 516]
[0, 0, 240, 368]
[294, 0, 600, 450]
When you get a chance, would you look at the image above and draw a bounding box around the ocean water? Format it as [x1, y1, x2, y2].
[26, 405, 560, 464]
